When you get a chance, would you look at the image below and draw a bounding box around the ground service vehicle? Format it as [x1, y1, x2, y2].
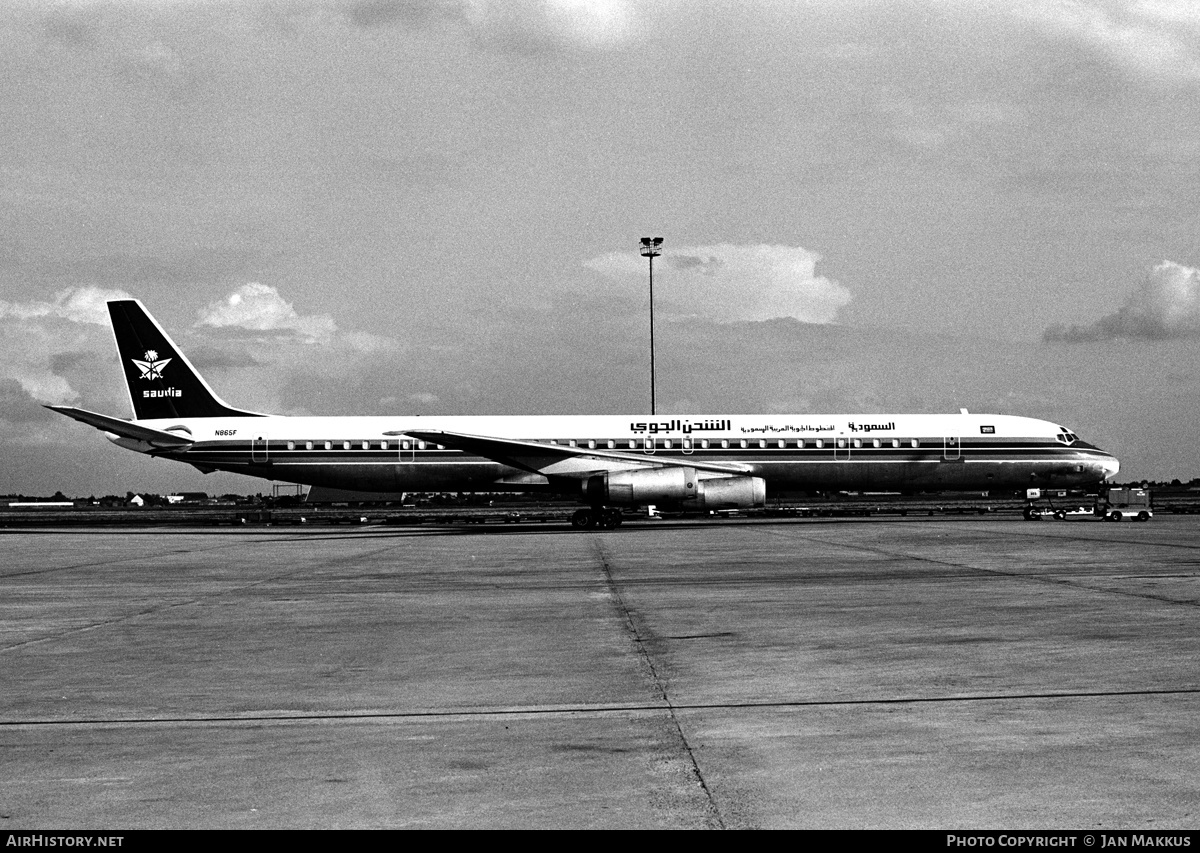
[1100, 487, 1153, 522]
[1025, 487, 1152, 521]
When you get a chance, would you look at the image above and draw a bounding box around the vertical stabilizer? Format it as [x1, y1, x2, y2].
[108, 300, 261, 420]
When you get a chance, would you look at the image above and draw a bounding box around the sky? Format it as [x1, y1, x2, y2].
[2, 0, 1199, 496]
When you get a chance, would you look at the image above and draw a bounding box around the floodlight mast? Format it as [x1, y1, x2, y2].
[639, 237, 663, 415]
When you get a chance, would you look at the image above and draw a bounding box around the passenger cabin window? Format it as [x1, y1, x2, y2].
[853, 439, 862, 448]
[287, 441, 295, 450]
[837, 438, 846, 448]
[739, 440, 748, 449]
[758, 440, 767, 449]
[815, 439, 824, 449]
[417, 441, 427, 450]
[607, 441, 615, 449]
[324, 441, 333, 450]
[796, 439, 804, 448]
[401, 440, 410, 450]
[588, 440, 596, 449]
[911, 439, 919, 448]
[891, 440, 900, 448]
[721, 440, 729, 449]
[343, 441, 351, 450]
[305, 441, 314, 450]
[662, 439, 672, 449]
[873, 439, 881, 448]
[700, 439, 709, 449]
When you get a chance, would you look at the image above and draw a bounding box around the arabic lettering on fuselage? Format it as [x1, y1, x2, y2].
[740, 424, 836, 434]
[628, 419, 899, 435]
[629, 419, 731, 435]
[847, 422, 896, 433]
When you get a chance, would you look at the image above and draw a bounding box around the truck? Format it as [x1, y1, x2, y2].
[1023, 487, 1153, 522]
[1098, 487, 1153, 522]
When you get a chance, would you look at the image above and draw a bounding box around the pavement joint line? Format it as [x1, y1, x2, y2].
[0, 538, 414, 655]
[758, 526, 1200, 609]
[593, 538, 726, 830]
[4, 686, 1199, 728]
[0, 538, 287, 580]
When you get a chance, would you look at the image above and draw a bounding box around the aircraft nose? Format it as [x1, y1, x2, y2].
[1102, 456, 1120, 481]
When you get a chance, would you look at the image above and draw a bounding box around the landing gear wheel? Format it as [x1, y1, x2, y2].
[571, 509, 595, 529]
[597, 508, 623, 529]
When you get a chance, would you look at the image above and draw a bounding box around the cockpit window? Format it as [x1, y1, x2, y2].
[1055, 429, 1081, 445]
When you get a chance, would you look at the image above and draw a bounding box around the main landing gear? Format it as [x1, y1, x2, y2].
[571, 507, 624, 530]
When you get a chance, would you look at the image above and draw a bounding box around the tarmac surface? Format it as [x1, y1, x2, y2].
[2, 516, 1199, 829]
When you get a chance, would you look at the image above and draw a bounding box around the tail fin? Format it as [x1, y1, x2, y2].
[108, 299, 261, 420]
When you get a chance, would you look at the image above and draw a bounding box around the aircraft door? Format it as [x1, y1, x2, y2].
[944, 435, 961, 460]
[682, 437, 693, 455]
[251, 433, 269, 464]
[642, 436, 656, 455]
[834, 436, 851, 461]
[398, 438, 414, 463]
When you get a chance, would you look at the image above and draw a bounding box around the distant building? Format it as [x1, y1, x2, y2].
[166, 492, 210, 505]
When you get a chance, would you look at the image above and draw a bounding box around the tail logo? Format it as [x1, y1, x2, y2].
[133, 349, 172, 381]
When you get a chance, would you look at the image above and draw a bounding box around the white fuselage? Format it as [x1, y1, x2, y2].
[112, 411, 1120, 498]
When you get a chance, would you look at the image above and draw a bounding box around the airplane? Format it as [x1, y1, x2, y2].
[48, 299, 1120, 528]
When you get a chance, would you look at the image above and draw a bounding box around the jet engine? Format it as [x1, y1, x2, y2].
[584, 467, 766, 510]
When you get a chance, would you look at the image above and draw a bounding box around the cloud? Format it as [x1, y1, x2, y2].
[342, 0, 462, 29]
[1043, 260, 1200, 341]
[0, 378, 56, 424]
[335, 0, 634, 50]
[583, 243, 852, 324]
[1014, 0, 1200, 82]
[365, 0, 634, 52]
[0, 285, 134, 325]
[183, 283, 408, 416]
[0, 286, 133, 414]
[197, 283, 337, 341]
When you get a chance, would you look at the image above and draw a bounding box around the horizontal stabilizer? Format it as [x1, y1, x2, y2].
[388, 428, 750, 478]
[46, 406, 194, 448]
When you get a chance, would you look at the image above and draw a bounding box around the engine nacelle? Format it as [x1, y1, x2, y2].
[584, 468, 766, 510]
[694, 475, 766, 510]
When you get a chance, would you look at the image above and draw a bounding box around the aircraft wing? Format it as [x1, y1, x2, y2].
[387, 429, 751, 478]
[46, 406, 195, 448]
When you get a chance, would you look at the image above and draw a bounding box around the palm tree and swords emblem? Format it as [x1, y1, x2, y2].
[133, 349, 171, 380]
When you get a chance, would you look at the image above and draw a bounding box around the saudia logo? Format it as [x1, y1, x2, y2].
[133, 349, 171, 380]
[132, 349, 183, 398]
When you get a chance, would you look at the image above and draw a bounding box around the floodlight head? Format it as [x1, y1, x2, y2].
[639, 236, 663, 257]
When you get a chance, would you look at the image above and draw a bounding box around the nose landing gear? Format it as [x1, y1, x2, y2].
[571, 507, 624, 530]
